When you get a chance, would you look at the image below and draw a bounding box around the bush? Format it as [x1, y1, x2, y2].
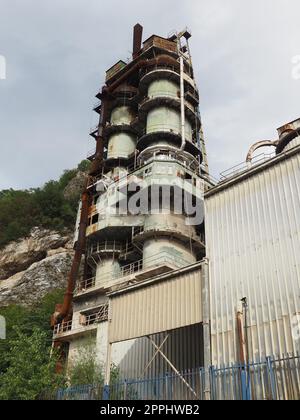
[68, 341, 104, 387]
[0, 289, 65, 400]
[0, 328, 64, 400]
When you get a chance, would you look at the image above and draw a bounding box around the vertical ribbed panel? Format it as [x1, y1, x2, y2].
[111, 324, 204, 379]
[110, 267, 202, 343]
[205, 151, 300, 366]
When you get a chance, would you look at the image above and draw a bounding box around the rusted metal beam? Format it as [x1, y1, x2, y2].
[51, 180, 91, 326]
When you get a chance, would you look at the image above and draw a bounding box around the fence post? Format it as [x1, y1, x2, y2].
[210, 366, 215, 400]
[123, 380, 128, 401]
[203, 367, 211, 400]
[241, 368, 251, 401]
[266, 356, 277, 400]
[165, 373, 172, 400]
[103, 385, 110, 401]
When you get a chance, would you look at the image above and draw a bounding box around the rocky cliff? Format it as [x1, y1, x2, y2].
[0, 227, 74, 307]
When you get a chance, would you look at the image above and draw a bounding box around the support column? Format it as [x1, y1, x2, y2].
[202, 258, 211, 400]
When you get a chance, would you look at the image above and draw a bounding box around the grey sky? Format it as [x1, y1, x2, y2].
[0, 0, 299, 190]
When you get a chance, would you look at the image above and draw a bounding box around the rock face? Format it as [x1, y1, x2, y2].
[0, 227, 72, 281]
[0, 227, 74, 307]
[63, 171, 88, 201]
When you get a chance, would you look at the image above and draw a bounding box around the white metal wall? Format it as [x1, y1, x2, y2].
[205, 150, 300, 366]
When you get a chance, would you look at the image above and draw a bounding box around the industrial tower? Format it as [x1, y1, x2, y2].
[52, 25, 211, 380]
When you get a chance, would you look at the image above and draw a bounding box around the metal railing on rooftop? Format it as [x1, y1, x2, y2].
[220, 152, 276, 181]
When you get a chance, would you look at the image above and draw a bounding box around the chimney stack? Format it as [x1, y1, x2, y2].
[132, 23, 143, 59]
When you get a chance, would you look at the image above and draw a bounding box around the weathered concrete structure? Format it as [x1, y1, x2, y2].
[53, 26, 210, 382]
[52, 25, 300, 399]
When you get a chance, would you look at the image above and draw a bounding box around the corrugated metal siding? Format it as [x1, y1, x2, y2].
[112, 324, 204, 379]
[109, 267, 202, 343]
[205, 151, 300, 366]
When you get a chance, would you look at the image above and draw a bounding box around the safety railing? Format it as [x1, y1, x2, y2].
[75, 252, 190, 296]
[76, 277, 96, 293]
[140, 64, 179, 81]
[140, 94, 196, 114]
[87, 241, 124, 257]
[53, 320, 73, 336]
[87, 151, 202, 190]
[133, 226, 205, 246]
[84, 306, 109, 327]
[119, 252, 189, 279]
[90, 124, 98, 134]
[138, 149, 200, 173]
[53, 305, 109, 338]
[220, 152, 276, 181]
[87, 148, 96, 159]
[139, 92, 179, 109]
[93, 100, 102, 110]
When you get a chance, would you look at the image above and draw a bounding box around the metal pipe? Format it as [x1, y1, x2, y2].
[180, 56, 186, 151]
[246, 140, 278, 163]
[242, 297, 250, 366]
[132, 24, 143, 59]
[237, 301, 247, 365]
[276, 128, 300, 154]
[202, 258, 211, 400]
[51, 182, 91, 326]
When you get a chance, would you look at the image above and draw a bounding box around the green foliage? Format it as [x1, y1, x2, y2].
[0, 305, 29, 374]
[0, 290, 64, 382]
[0, 328, 64, 400]
[0, 291, 133, 400]
[0, 160, 89, 249]
[0, 289, 65, 400]
[77, 160, 91, 173]
[68, 340, 104, 387]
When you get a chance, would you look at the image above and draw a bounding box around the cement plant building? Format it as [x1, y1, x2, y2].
[52, 25, 300, 401]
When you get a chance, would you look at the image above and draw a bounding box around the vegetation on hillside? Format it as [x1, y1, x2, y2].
[0, 160, 90, 249]
[0, 289, 65, 400]
[0, 159, 123, 400]
[0, 290, 123, 400]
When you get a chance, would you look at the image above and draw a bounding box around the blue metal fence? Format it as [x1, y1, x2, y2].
[47, 353, 300, 401]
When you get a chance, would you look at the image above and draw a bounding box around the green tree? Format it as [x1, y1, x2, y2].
[0, 328, 64, 400]
[0, 290, 64, 376]
[0, 162, 85, 249]
[77, 160, 91, 173]
[0, 305, 30, 374]
[68, 341, 104, 387]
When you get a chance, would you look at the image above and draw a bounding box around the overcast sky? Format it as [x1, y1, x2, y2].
[0, 0, 299, 190]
